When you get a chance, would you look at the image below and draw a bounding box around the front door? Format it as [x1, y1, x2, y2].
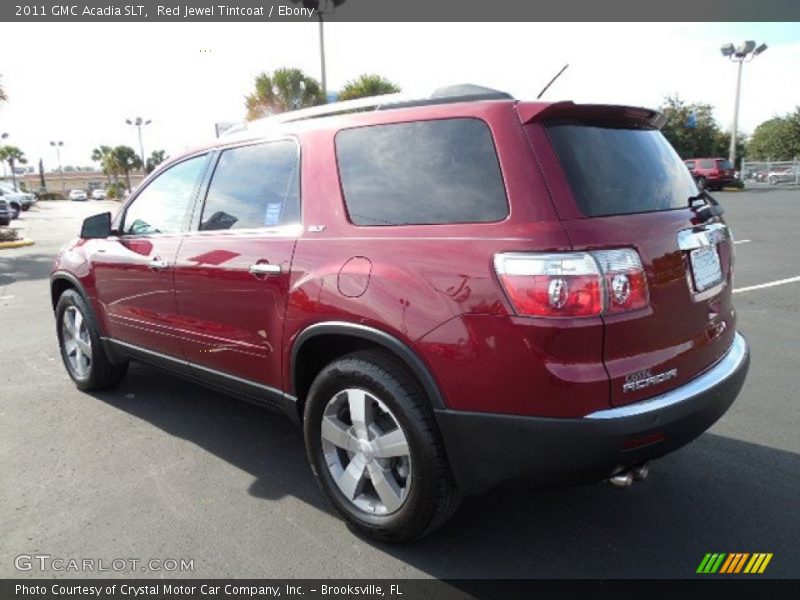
[173, 139, 301, 391]
[93, 154, 209, 357]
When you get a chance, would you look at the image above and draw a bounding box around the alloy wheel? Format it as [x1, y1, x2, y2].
[320, 388, 412, 515]
[62, 305, 92, 378]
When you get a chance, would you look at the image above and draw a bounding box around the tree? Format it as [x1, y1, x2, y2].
[337, 74, 401, 101]
[145, 150, 167, 174]
[91, 145, 115, 186]
[112, 146, 142, 191]
[0, 74, 7, 106]
[659, 95, 727, 160]
[747, 109, 800, 160]
[245, 68, 325, 120]
[0, 145, 27, 191]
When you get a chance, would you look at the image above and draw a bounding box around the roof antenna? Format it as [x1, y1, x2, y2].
[536, 64, 569, 99]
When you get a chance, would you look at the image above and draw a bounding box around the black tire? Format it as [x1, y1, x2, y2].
[0, 218, 9, 226]
[21, 204, 30, 212]
[304, 349, 461, 542]
[55, 289, 128, 391]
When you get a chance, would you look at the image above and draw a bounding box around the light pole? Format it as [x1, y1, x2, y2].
[291, 0, 346, 97]
[720, 41, 767, 166]
[126, 117, 152, 176]
[50, 140, 65, 192]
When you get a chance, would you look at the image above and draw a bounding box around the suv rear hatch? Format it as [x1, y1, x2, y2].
[520, 102, 736, 407]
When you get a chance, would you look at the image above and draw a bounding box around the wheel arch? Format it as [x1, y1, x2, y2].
[290, 322, 447, 419]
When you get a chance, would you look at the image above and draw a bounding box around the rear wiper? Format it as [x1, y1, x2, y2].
[688, 190, 725, 222]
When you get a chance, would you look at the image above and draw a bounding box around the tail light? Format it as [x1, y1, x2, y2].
[494, 249, 648, 318]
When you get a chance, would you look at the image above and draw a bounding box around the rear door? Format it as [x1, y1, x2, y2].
[524, 108, 735, 407]
[173, 139, 301, 391]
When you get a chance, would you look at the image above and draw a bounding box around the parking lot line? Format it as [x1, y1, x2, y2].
[733, 239, 752, 245]
[733, 275, 800, 294]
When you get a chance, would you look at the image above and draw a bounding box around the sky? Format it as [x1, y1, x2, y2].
[0, 22, 798, 169]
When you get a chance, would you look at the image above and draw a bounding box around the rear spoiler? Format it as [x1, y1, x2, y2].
[516, 101, 667, 130]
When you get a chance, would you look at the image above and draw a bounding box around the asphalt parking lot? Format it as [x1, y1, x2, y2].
[1, 190, 799, 580]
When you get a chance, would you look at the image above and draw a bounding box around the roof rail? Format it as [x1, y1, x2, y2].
[221, 84, 513, 138]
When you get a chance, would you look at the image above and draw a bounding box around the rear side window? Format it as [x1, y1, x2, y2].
[336, 118, 508, 226]
[699, 159, 714, 169]
[199, 140, 300, 231]
[546, 124, 698, 217]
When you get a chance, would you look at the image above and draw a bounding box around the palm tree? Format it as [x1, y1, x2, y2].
[145, 150, 167, 174]
[91, 145, 114, 186]
[0, 145, 27, 191]
[112, 146, 141, 191]
[245, 68, 325, 120]
[338, 74, 401, 101]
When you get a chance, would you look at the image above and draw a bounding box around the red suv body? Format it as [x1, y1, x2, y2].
[51, 87, 749, 541]
[685, 157, 737, 191]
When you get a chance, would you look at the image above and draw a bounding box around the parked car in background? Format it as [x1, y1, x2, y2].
[767, 167, 798, 185]
[51, 86, 749, 541]
[0, 183, 35, 211]
[684, 158, 737, 191]
[69, 189, 88, 201]
[0, 198, 11, 226]
[91, 188, 107, 200]
[0, 189, 25, 218]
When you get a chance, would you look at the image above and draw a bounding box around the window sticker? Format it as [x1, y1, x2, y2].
[264, 202, 282, 226]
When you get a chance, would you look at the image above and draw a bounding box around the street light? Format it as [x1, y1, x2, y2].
[125, 116, 152, 176]
[290, 0, 347, 96]
[721, 40, 767, 166]
[50, 140, 65, 192]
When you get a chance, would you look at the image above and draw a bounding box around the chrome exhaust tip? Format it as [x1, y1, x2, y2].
[608, 472, 634, 488]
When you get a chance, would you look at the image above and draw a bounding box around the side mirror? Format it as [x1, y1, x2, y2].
[80, 212, 112, 239]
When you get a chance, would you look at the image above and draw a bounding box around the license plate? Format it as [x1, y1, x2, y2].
[690, 245, 723, 292]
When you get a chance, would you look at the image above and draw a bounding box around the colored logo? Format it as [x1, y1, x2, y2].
[696, 553, 773, 574]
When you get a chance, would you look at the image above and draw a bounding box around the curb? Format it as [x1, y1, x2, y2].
[0, 238, 35, 249]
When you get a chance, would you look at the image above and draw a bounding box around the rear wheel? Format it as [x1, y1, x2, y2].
[56, 289, 128, 391]
[768, 175, 778, 185]
[304, 350, 460, 542]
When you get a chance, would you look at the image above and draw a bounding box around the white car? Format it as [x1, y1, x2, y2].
[91, 188, 107, 200]
[69, 189, 88, 201]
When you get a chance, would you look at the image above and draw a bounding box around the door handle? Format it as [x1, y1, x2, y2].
[249, 262, 282, 276]
[149, 257, 169, 271]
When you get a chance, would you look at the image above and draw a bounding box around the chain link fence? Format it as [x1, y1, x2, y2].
[741, 158, 800, 186]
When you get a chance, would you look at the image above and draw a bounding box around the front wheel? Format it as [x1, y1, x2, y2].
[304, 350, 460, 542]
[56, 289, 129, 391]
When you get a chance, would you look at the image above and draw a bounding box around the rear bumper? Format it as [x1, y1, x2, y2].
[435, 332, 750, 494]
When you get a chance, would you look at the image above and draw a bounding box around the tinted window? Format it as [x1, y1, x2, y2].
[718, 159, 733, 170]
[546, 124, 698, 217]
[123, 155, 207, 235]
[685, 160, 696, 170]
[699, 159, 714, 169]
[336, 118, 508, 226]
[199, 141, 300, 231]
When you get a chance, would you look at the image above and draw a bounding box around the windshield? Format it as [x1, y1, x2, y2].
[546, 123, 698, 217]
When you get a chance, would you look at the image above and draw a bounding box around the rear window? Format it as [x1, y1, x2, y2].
[717, 159, 734, 170]
[336, 118, 508, 226]
[546, 124, 698, 217]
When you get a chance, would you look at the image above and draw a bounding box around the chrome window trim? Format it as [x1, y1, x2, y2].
[585, 332, 747, 420]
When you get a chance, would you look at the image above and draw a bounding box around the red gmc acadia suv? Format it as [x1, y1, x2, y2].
[51, 85, 750, 541]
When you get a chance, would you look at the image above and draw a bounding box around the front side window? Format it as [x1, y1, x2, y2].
[199, 141, 300, 231]
[699, 159, 714, 169]
[123, 155, 207, 235]
[335, 118, 508, 226]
